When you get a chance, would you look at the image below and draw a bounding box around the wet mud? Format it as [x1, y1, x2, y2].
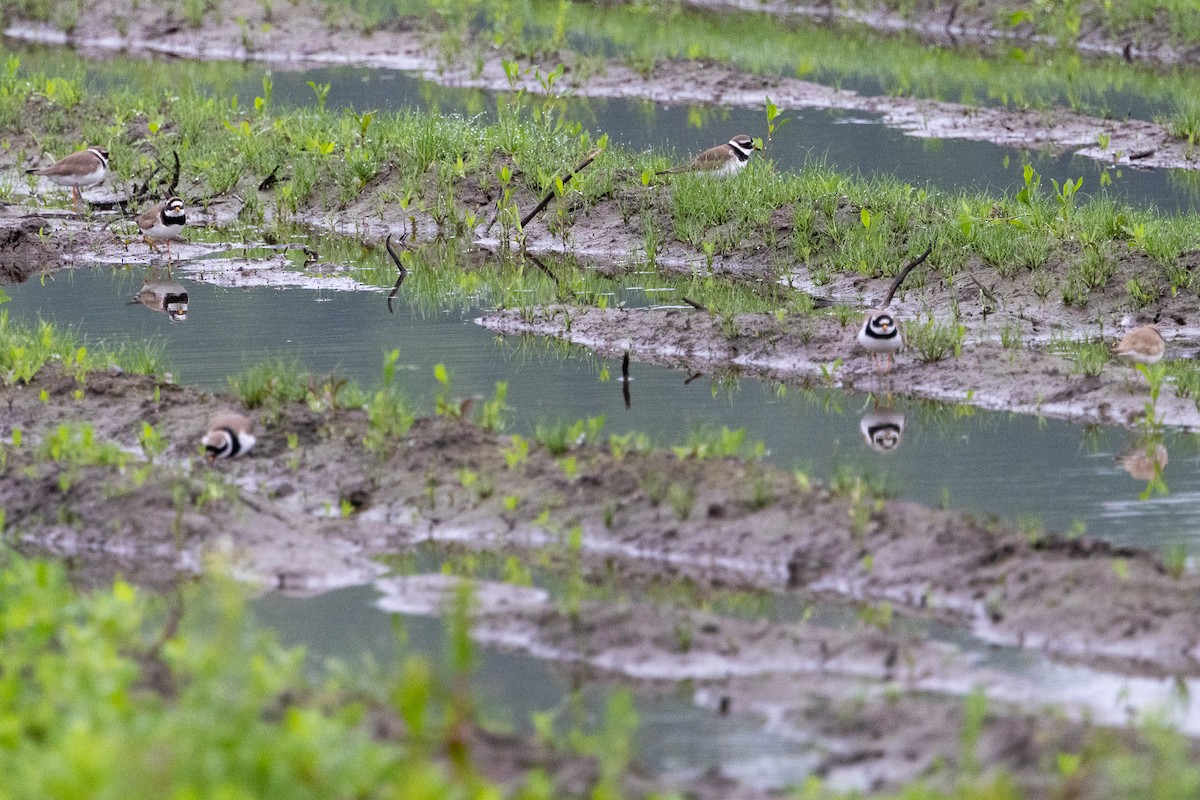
[0, 215, 60, 283]
[480, 304, 1200, 430]
[6, 363, 1200, 679]
[5, 363, 1199, 791]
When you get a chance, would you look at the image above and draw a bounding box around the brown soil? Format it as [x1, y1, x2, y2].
[6, 363, 1200, 679]
[0, 215, 60, 283]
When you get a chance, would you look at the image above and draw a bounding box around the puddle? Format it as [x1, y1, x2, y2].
[246, 574, 1200, 795]
[7, 264, 1200, 550]
[252, 584, 817, 789]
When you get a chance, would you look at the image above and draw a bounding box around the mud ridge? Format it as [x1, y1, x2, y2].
[377, 572, 1154, 792]
[5, 364, 1200, 680]
[479, 305, 1200, 430]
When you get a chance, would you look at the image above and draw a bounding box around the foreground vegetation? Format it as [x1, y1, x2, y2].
[0, 551, 650, 799]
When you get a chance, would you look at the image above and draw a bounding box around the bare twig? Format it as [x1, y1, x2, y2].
[682, 296, 708, 312]
[258, 165, 282, 191]
[524, 251, 572, 297]
[166, 150, 181, 197]
[132, 162, 163, 202]
[519, 148, 601, 229]
[880, 244, 933, 307]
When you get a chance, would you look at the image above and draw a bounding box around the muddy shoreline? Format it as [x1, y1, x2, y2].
[480, 305, 1200, 430]
[5, 358, 1200, 791]
[6, 363, 1200, 679]
[8, 195, 1199, 438]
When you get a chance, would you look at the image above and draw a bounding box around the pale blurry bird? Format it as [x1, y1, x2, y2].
[1113, 324, 1165, 366]
[203, 412, 256, 461]
[1117, 441, 1168, 482]
[26, 146, 109, 211]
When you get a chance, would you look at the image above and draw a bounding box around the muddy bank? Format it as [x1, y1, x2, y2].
[684, 0, 1197, 66]
[5, 0, 1198, 172]
[0, 215, 60, 284]
[378, 572, 1137, 793]
[5, 362, 1200, 681]
[10, 193, 1200, 431]
[480, 304, 1200, 430]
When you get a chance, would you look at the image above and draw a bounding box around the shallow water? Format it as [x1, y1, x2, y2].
[8, 265, 1200, 551]
[252, 584, 817, 789]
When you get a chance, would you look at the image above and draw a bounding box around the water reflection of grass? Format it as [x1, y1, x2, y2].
[330, 0, 1200, 123]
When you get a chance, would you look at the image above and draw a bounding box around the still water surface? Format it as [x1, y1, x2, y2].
[252, 584, 817, 788]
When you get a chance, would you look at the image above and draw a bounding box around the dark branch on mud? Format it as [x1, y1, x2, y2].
[140, 589, 185, 662]
[519, 148, 601, 230]
[258, 165, 283, 192]
[881, 244, 933, 307]
[384, 233, 409, 314]
[682, 296, 708, 312]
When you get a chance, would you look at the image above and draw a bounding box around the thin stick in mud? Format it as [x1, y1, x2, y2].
[519, 148, 601, 229]
[880, 244, 933, 307]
